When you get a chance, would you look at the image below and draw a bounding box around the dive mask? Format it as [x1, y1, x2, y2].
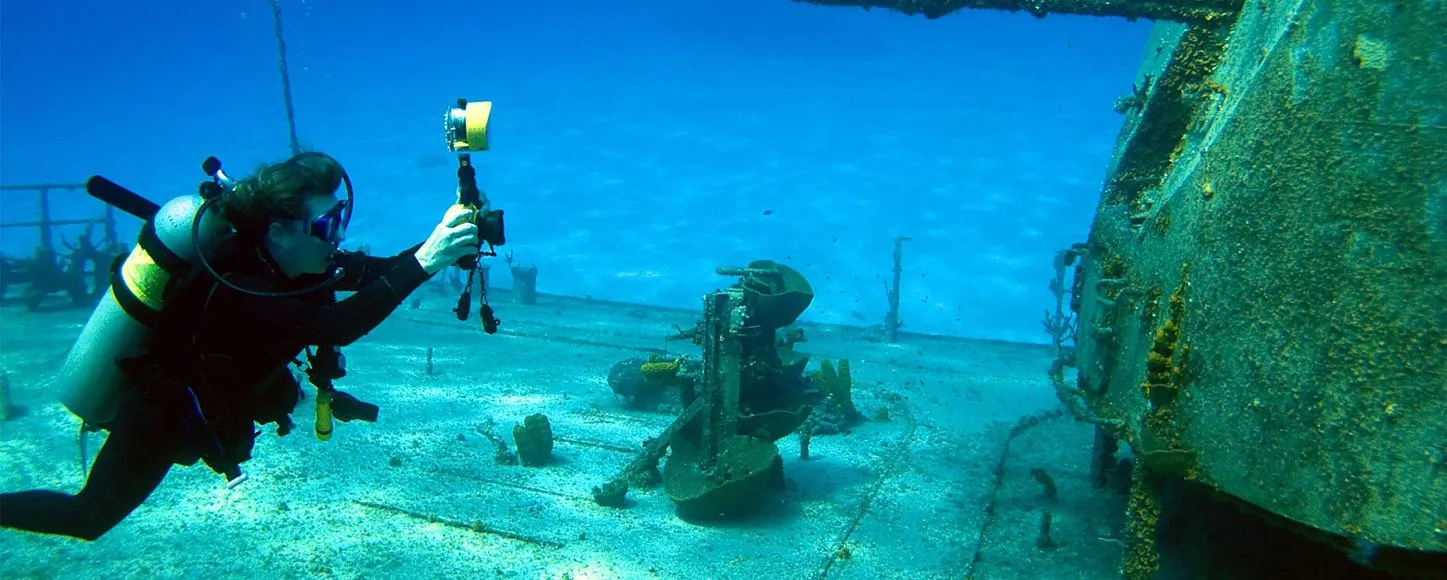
[309, 199, 350, 246]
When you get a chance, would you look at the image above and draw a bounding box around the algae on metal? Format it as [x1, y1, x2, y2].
[1072, 0, 1447, 558]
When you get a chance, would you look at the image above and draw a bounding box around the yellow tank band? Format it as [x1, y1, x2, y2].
[119, 245, 171, 312]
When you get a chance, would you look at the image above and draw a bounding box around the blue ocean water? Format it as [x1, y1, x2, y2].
[0, 0, 1149, 342]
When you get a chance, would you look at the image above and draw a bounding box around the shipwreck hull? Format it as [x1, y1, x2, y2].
[800, 0, 1447, 563]
[1072, 0, 1445, 556]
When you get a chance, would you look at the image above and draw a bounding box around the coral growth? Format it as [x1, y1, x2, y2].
[1142, 265, 1191, 410]
[512, 413, 555, 467]
[640, 355, 684, 387]
[807, 358, 864, 434]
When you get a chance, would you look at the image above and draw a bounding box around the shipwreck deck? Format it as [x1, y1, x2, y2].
[0, 285, 1123, 579]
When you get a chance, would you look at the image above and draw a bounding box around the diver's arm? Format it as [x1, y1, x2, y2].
[238, 256, 432, 346]
[330, 203, 476, 291]
[329, 242, 426, 291]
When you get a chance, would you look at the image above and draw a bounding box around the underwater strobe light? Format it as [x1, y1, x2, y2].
[445, 98, 492, 152]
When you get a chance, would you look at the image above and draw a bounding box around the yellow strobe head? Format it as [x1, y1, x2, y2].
[445, 98, 492, 152]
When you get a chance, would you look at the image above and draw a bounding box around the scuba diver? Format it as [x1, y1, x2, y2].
[0, 151, 480, 541]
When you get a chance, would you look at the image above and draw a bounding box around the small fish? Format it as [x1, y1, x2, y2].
[762, 209, 774, 215]
[414, 153, 450, 168]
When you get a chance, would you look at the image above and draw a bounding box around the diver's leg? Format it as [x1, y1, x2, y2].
[0, 404, 177, 541]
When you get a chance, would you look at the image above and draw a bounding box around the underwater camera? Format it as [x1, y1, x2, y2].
[444, 98, 506, 249]
[443, 98, 505, 333]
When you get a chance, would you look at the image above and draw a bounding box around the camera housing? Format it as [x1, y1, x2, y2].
[476, 209, 505, 247]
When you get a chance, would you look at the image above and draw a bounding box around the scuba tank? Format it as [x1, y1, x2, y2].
[58, 159, 236, 427]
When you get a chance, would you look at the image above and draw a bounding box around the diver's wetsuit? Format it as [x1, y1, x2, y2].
[0, 240, 432, 541]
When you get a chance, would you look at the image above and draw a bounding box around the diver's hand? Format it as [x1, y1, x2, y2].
[414, 204, 479, 275]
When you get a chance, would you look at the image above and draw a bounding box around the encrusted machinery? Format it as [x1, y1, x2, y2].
[800, 0, 1445, 576]
[594, 260, 819, 519]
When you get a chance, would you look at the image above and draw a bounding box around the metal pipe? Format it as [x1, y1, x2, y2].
[884, 235, 910, 342]
[38, 189, 53, 251]
[269, 0, 302, 156]
[0, 219, 104, 229]
[0, 183, 84, 192]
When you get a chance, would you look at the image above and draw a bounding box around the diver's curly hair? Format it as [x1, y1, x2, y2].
[218, 151, 345, 238]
